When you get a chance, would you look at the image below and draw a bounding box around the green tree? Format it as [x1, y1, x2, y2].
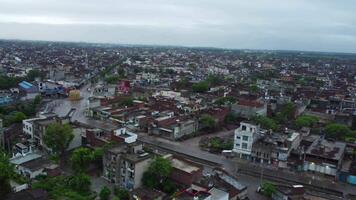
[254, 116, 278, 131]
[325, 123, 352, 140]
[5, 111, 27, 125]
[43, 123, 74, 155]
[99, 186, 111, 200]
[148, 157, 172, 179]
[192, 81, 209, 93]
[142, 171, 158, 188]
[119, 97, 134, 107]
[206, 74, 222, 86]
[0, 75, 23, 90]
[68, 173, 91, 193]
[281, 102, 296, 120]
[142, 157, 172, 188]
[33, 95, 42, 105]
[161, 179, 177, 194]
[249, 84, 259, 93]
[70, 147, 93, 173]
[114, 188, 130, 200]
[215, 96, 236, 105]
[200, 114, 217, 129]
[0, 151, 14, 198]
[26, 69, 43, 81]
[224, 112, 237, 124]
[261, 182, 276, 197]
[295, 115, 319, 128]
[105, 75, 121, 84]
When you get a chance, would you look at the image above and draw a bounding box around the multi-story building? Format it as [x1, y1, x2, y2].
[233, 122, 260, 159]
[103, 129, 152, 190]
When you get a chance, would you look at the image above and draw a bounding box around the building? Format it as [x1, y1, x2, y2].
[304, 137, 346, 176]
[18, 81, 39, 100]
[151, 116, 199, 140]
[232, 99, 267, 119]
[233, 122, 260, 159]
[272, 185, 305, 200]
[168, 155, 203, 186]
[103, 130, 152, 190]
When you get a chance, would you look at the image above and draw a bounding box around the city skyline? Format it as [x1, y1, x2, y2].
[0, 0, 356, 53]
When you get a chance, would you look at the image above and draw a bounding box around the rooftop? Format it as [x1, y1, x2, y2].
[306, 137, 346, 160]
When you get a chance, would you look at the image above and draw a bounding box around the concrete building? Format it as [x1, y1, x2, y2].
[103, 132, 152, 190]
[233, 122, 260, 159]
[304, 137, 346, 176]
[232, 100, 267, 119]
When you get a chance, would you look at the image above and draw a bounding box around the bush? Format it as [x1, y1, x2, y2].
[99, 186, 111, 200]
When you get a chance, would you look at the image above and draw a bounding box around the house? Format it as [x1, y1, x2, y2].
[174, 188, 212, 200]
[232, 99, 267, 119]
[131, 187, 167, 200]
[233, 122, 260, 159]
[272, 185, 305, 200]
[167, 155, 203, 186]
[151, 116, 199, 140]
[18, 81, 39, 100]
[304, 137, 346, 176]
[193, 168, 248, 200]
[102, 131, 152, 190]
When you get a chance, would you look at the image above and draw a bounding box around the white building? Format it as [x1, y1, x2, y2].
[233, 122, 260, 159]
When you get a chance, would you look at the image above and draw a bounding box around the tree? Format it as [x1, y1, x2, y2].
[192, 81, 209, 93]
[26, 69, 43, 81]
[114, 188, 130, 200]
[206, 74, 222, 86]
[0, 151, 14, 198]
[254, 116, 278, 131]
[200, 114, 217, 129]
[261, 182, 276, 197]
[148, 157, 172, 179]
[325, 123, 352, 140]
[295, 115, 318, 128]
[68, 173, 91, 193]
[224, 112, 237, 124]
[281, 102, 296, 120]
[43, 123, 74, 155]
[142, 157, 172, 188]
[99, 186, 111, 200]
[119, 97, 134, 107]
[70, 148, 93, 173]
[274, 102, 296, 123]
[33, 95, 42, 105]
[215, 96, 236, 105]
[5, 111, 27, 126]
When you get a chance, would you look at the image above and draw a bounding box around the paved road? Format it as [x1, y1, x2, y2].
[49, 84, 116, 131]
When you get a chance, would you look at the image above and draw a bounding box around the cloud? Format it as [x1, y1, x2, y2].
[0, 0, 355, 53]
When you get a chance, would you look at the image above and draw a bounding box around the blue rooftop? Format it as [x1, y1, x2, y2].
[19, 81, 33, 89]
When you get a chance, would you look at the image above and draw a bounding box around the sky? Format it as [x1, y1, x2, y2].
[0, 0, 356, 53]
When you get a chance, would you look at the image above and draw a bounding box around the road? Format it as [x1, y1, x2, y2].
[48, 83, 116, 131]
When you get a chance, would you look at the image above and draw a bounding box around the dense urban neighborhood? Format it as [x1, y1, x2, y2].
[1, 39, 356, 200]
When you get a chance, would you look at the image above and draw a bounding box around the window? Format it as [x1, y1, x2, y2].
[242, 143, 248, 149]
[241, 125, 246, 130]
[242, 136, 249, 141]
[235, 143, 240, 147]
[236, 136, 241, 140]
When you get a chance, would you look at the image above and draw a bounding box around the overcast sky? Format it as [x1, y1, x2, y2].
[0, 0, 355, 53]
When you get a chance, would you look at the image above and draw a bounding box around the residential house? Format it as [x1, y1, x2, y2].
[304, 137, 346, 176]
[232, 99, 267, 119]
[233, 122, 260, 159]
[103, 129, 152, 190]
